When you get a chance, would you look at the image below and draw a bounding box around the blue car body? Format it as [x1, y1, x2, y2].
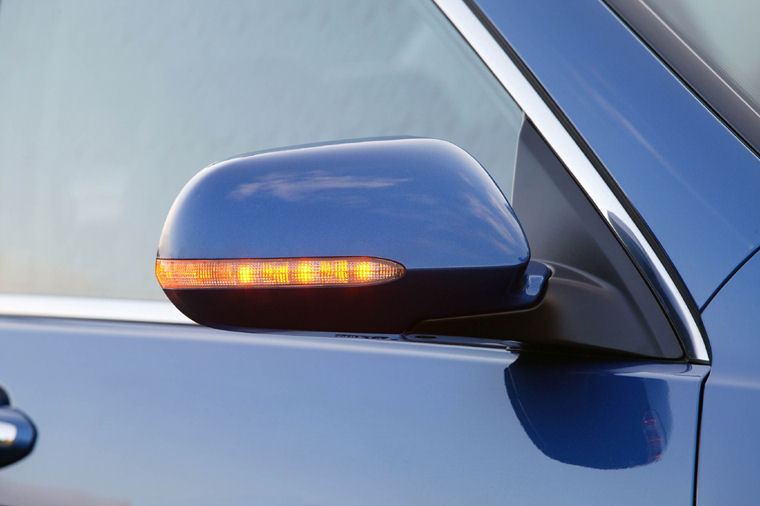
[0, 1, 758, 504]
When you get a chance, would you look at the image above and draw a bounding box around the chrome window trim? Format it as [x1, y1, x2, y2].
[0, 294, 194, 325]
[432, 0, 709, 362]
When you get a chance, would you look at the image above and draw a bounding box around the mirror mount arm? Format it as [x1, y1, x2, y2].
[504, 261, 551, 309]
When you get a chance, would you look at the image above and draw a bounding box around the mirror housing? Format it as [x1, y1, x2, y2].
[157, 138, 548, 333]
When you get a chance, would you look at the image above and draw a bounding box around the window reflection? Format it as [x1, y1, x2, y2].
[0, 0, 522, 299]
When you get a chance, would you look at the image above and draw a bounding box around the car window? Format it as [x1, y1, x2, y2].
[640, 0, 760, 114]
[0, 0, 522, 300]
[606, 0, 760, 155]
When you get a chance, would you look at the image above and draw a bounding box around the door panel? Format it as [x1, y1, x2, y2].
[0, 317, 706, 505]
[697, 250, 760, 504]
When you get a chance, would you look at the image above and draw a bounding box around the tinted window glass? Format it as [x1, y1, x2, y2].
[609, 0, 760, 154]
[0, 0, 522, 300]
[643, 0, 760, 111]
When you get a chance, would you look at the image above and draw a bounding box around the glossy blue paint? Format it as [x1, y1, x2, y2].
[507, 355, 672, 469]
[473, 0, 760, 307]
[697, 249, 760, 504]
[0, 317, 707, 505]
[159, 138, 528, 270]
[158, 138, 548, 334]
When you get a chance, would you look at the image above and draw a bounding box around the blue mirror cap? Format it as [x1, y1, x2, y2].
[157, 138, 530, 271]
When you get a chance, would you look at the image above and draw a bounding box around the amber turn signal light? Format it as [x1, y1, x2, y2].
[155, 257, 405, 289]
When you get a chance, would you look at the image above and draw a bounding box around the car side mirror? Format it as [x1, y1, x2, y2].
[156, 138, 548, 334]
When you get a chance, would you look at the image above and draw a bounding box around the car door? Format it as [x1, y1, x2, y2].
[0, 0, 710, 504]
[696, 250, 760, 504]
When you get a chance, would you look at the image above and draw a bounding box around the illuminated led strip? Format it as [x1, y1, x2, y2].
[155, 257, 405, 289]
